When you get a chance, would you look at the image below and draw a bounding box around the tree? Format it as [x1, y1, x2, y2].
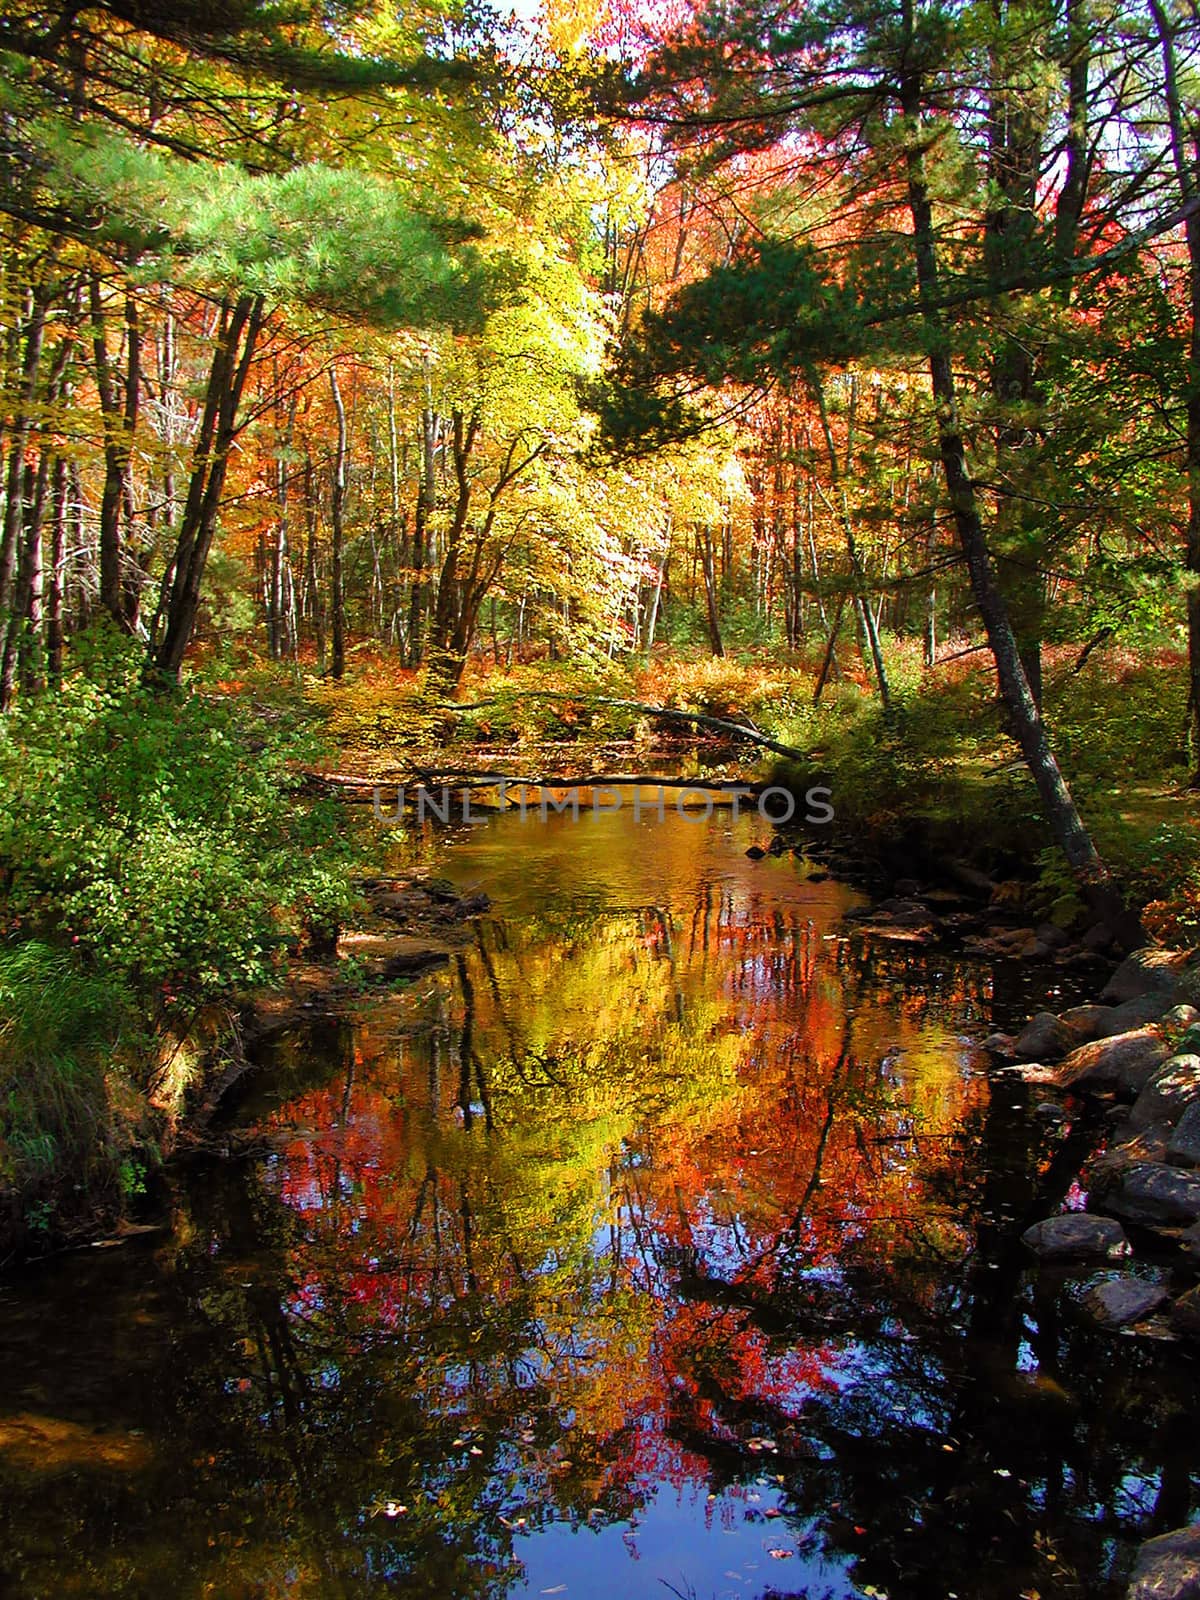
[595, 0, 1200, 941]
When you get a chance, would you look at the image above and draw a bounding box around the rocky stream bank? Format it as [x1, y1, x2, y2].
[815, 849, 1200, 1600]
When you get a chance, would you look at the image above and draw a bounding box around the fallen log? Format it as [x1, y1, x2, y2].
[436, 693, 811, 764]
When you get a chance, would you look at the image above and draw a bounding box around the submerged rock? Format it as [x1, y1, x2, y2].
[1126, 1523, 1200, 1599]
[1021, 1213, 1130, 1262]
[1103, 1163, 1200, 1227]
[1083, 1275, 1169, 1328]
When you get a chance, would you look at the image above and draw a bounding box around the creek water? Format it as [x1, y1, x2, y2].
[0, 806, 1196, 1599]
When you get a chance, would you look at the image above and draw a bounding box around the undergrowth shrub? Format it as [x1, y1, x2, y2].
[0, 942, 139, 1248]
[0, 629, 358, 1249]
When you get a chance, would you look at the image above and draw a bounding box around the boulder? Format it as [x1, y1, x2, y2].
[1126, 1523, 1200, 1600]
[1103, 1164, 1200, 1228]
[1171, 1287, 1200, 1336]
[1167, 1103, 1200, 1168]
[1129, 1057, 1200, 1132]
[1101, 948, 1192, 1007]
[982, 1032, 1017, 1060]
[1096, 994, 1174, 1038]
[1060, 1003, 1119, 1043]
[852, 897, 935, 926]
[1056, 1029, 1170, 1096]
[381, 949, 450, 979]
[1021, 1213, 1130, 1263]
[1013, 1012, 1075, 1062]
[1164, 1005, 1200, 1032]
[1084, 1275, 1169, 1328]
[1172, 960, 1200, 1010]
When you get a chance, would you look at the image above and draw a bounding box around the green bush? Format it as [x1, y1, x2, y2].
[0, 629, 356, 1011]
[0, 629, 360, 1249]
[0, 941, 138, 1244]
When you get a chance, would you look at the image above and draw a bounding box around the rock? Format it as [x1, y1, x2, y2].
[1165, 1005, 1200, 1031]
[1083, 1275, 1169, 1328]
[1035, 922, 1070, 951]
[1021, 1213, 1130, 1262]
[371, 889, 430, 921]
[873, 897, 934, 922]
[982, 1032, 1016, 1059]
[1013, 1012, 1075, 1062]
[946, 860, 997, 898]
[1172, 959, 1200, 1010]
[845, 897, 938, 931]
[1126, 1523, 1200, 1600]
[1056, 1029, 1171, 1096]
[1103, 1163, 1200, 1227]
[1101, 948, 1192, 1006]
[1060, 1003, 1118, 1042]
[1082, 922, 1117, 953]
[1182, 1221, 1200, 1264]
[381, 949, 450, 980]
[893, 878, 923, 897]
[446, 892, 490, 920]
[1171, 1286, 1200, 1335]
[1129, 1056, 1200, 1132]
[1167, 1102, 1200, 1168]
[745, 845, 767, 859]
[1096, 994, 1174, 1037]
[1091, 1131, 1171, 1193]
[421, 876, 462, 904]
[1034, 1101, 1068, 1123]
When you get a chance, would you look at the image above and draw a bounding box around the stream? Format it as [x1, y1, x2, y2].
[0, 805, 1197, 1599]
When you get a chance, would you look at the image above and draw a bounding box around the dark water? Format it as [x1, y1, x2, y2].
[0, 808, 1196, 1600]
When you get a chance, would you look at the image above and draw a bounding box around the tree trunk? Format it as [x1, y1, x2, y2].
[406, 374, 437, 667]
[328, 365, 348, 680]
[89, 273, 141, 628]
[0, 290, 48, 631]
[1148, 0, 1200, 775]
[269, 390, 296, 660]
[900, 63, 1142, 945]
[303, 452, 326, 669]
[699, 525, 724, 656]
[152, 293, 264, 682]
[46, 455, 67, 682]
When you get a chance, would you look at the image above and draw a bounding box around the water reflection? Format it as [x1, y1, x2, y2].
[0, 811, 1196, 1599]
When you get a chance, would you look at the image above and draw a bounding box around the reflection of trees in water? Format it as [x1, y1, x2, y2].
[0, 895, 1193, 1600]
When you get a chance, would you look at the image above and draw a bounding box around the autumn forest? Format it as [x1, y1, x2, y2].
[2, 0, 1200, 1594]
